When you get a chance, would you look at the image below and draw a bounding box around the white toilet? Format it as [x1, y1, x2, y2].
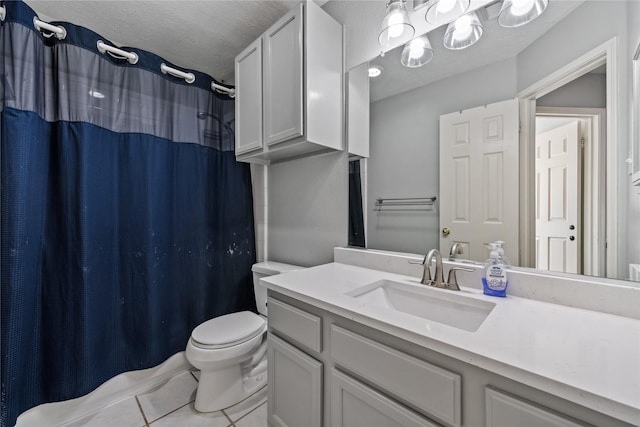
[185, 261, 303, 412]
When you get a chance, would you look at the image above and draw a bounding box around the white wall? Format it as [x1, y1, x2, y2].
[368, 58, 517, 254]
[267, 151, 349, 267]
[517, 0, 632, 278]
[250, 164, 268, 262]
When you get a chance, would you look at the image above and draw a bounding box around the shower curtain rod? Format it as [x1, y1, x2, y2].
[27, 14, 237, 97]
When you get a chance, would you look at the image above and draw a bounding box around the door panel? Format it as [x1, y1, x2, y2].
[235, 39, 263, 155]
[535, 121, 580, 274]
[263, 4, 303, 146]
[440, 99, 520, 263]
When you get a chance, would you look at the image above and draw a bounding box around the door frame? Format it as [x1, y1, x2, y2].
[517, 37, 619, 278]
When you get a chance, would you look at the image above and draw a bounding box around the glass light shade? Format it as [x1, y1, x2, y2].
[425, 0, 470, 25]
[401, 35, 434, 68]
[378, 1, 415, 50]
[443, 12, 483, 50]
[497, 0, 548, 28]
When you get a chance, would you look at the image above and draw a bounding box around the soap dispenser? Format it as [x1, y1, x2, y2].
[494, 240, 511, 267]
[483, 243, 508, 297]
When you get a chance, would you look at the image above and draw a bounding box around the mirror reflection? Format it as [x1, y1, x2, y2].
[349, 0, 639, 282]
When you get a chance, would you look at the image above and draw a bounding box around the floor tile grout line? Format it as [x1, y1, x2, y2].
[233, 400, 267, 425]
[134, 395, 151, 427]
[190, 370, 199, 382]
[222, 408, 236, 426]
[146, 399, 195, 425]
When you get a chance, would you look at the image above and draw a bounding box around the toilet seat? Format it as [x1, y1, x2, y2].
[191, 311, 266, 349]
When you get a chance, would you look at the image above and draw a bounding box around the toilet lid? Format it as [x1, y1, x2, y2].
[191, 311, 266, 348]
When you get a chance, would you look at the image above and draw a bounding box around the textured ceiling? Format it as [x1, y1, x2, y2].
[24, 0, 299, 83]
[23, 0, 585, 99]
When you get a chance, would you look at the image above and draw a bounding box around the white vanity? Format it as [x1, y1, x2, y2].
[261, 248, 640, 427]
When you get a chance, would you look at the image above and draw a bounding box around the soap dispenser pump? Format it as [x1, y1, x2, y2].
[494, 240, 511, 267]
[482, 243, 508, 297]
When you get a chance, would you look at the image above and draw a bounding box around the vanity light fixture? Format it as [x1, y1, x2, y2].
[497, 0, 548, 28]
[368, 65, 384, 78]
[443, 11, 483, 50]
[424, 0, 470, 26]
[401, 34, 434, 68]
[378, 1, 415, 50]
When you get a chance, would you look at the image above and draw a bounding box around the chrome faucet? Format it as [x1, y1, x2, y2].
[449, 242, 464, 259]
[426, 248, 446, 288]
[409, 248, 473, 291]
[409, 248, 444, 287]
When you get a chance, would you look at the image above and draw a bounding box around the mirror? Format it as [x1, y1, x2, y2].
[348, 0, 638, 282]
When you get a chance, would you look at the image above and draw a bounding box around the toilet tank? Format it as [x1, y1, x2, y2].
[252, 261, 304, 316]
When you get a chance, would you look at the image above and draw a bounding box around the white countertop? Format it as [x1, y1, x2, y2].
[262, 262, 640, 425]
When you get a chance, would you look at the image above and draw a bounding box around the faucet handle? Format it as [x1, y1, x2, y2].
[446, 267, 474, 291]
[408, 255, 431, 284]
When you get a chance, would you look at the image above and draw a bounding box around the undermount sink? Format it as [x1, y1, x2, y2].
[346, 280, 495, 332]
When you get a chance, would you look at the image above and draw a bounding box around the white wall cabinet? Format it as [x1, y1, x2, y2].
[347, 62, 370, 159]
[267, 292, 634, 427]
[234, 1, 342, 164]
[235, 39, 262, 155]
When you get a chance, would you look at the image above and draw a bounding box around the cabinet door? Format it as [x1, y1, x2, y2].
[332, 370, 440, 427]
[486, 388, 588, 427]
[268, 333, 322, 427]
[235, 38, 263, 155]
[263, 3, 303, 146]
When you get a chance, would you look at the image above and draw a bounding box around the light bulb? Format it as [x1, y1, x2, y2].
[510, 0, 535, 16]
[408, 38, 425, 59]
[437, 0, 457, 14]
[368, 66, 383, 78]
[453, 15, 473, 40]
[387, 11, 404, 38]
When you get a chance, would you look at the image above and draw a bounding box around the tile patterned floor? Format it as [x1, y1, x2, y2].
[68, 371, 268, 427]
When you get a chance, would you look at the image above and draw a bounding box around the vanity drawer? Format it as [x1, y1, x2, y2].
[331, 325, 461, 427]
[332, 369, 441, 427]
[268, 297, 322, 353]
[485, 388, 588, 427]
[331, 325, 462, 426]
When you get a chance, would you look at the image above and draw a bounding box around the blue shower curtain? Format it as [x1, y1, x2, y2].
[0, 2, 256, 425]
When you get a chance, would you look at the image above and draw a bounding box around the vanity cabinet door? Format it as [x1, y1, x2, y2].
[486, 388, 588, 427]
[268, 333, 322, 427]
[234, 38, 263, 155]
[263, 3, 303, 146]
[332, 370, 441, 427]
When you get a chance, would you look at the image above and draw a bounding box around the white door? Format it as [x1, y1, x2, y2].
[535, 121, 580, 274]
[439, 99, 519, 263]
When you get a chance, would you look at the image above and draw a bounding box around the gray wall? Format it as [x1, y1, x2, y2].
[627, 0, 640, 274]
[537, 72, 606, 108]
[368, 58, 517, 254]
[268, 151, 349, 267]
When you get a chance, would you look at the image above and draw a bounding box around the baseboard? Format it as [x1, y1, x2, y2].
[16, 352, 191, 427]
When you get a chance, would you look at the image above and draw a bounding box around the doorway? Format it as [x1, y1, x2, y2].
[534, 109, 605, 275]
[518, 38, 618, 278]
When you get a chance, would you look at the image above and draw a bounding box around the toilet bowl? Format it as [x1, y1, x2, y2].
[185, 261, 303, 412]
